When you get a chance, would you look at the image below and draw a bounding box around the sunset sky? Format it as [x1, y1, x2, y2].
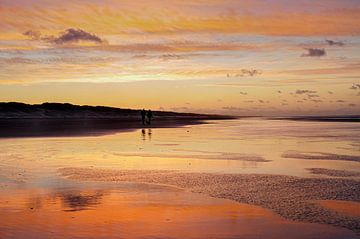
[0, 0, 359, 116]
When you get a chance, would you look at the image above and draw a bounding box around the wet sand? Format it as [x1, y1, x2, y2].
[316, 200, 360, 218]
[273, 116, 360, 123]
[1, 118, 359, 238]
[282, 151, 360, 162]
[1, 183, 357, 239]
[307, 168, 360, 178]
[59, 167, 360, 234]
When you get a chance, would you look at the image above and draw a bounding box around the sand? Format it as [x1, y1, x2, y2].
[59, 167, 360, 234]
[112, 151, 269, 162]
[316, 200, 360, 218]
[0, 117, 231, 138]
[282, 151, 360, 162]
[307, 168, 360, 178]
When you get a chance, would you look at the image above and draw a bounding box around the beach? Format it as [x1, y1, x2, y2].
[0, 118, 359, 238]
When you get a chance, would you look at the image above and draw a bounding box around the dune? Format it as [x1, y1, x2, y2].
[0, 102, 235, 137]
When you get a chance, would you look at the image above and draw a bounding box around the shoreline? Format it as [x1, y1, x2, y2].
[0, 116, 233, 138]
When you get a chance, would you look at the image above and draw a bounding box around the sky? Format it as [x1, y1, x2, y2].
[0, 0, 359, 116]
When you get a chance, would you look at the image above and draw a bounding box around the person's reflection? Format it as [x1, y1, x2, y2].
[148, 129, 152, 141]
[141, 129, 152, 141]
[141, 129, 146, 140]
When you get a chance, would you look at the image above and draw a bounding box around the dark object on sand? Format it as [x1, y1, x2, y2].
[141, 109, 146, 125]
[147, 110, 153, 125]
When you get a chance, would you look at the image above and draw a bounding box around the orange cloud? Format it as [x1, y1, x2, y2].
[1, 2, 360, 38]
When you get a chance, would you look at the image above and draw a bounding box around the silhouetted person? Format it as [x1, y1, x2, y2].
[141, 109, 146, 125]
[146, 110, 153, 125]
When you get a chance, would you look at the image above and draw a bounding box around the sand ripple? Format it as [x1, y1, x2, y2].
[282, 151, 360, 162]
[307, 168, 360, 178]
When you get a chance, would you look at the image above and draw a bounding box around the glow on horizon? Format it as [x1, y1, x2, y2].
[0, 0, 359, 116]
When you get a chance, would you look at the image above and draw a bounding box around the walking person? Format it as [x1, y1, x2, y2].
[141, 109, 146, 125]
[146, 109, 153, 125]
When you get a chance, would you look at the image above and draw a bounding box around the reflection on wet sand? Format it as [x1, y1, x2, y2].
[316, 200, 360, 218]
[0, 119, 359, 238]
[59, 190, 105, 212]
[59, 167, 360, 234]
[141, 128, 152, 141]
[0, 186, 357, 239]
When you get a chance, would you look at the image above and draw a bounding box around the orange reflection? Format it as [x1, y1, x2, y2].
[0, 187, 356, 239]
[316, 200, 360, 218]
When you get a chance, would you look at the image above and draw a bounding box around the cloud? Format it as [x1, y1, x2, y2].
[23, 28, 104, 45]
[336, 100, 345, 103]
[227, 69, 261, 78]
[326, 39, 344, 46]
[328, 91, 333, 94]
[239, 91, 248, 95]
[295, 90, 317, 95]
[242, 69, 261, 76]
[52, 28, 103, 45]
[307, 94, 320, 98]
[160, 54, 184, 61]
[284, 63, 360, 76]
[348, 103, 356, 107]
[222, 106, 244, 111]
[301, 48, 326, 57]
[4, 2, 360, 37]
[23, 30, 41, 40]
[277, 90, 282, 94]
[350, 83, 360, 90]
[170, 106, 189, 111]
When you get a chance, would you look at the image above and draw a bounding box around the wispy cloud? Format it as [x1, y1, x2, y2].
[295, 90, 317, 95]
[227, 69, 261, 78]
[23, 28, 104, 45]
[170, 106, 189, 111]
[326, 39, 344, 46]
[307, 94, 320, 98]
[2, 1, 360, 37]
[23, 30, 41, 40]
[350, 83, 360, 90]
[52, 28, 103, 45]
[222, 106, 244, 111]
[301, 48, 326, 57]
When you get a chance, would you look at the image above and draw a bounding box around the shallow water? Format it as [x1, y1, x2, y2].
[0, 119, 359, 238]
[0, 181, 358, 239]
[0, 119, 359, 180]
